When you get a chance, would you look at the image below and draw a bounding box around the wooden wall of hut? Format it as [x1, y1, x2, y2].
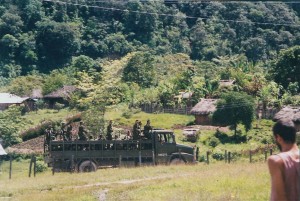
[195, 115, 212, 125]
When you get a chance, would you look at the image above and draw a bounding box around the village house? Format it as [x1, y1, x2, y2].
[43, 85, 77, 109]
[190, 98, 219, 125]
[0, 93, 35, 111]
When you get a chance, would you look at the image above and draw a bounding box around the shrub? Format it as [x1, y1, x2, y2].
[208, 136, 220, 148]
[35, 161, 48, 173]
[212, 151, 225, 161]
[122, 110, 132, 119]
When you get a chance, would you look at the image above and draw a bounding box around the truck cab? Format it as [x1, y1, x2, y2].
[152, 130, 197, 165]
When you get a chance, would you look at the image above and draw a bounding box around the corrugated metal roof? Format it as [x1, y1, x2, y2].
[0, 144, 7, 155]
[0, 93, 29, 104]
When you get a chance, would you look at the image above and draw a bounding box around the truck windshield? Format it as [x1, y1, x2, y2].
[159, 133, 175, 144]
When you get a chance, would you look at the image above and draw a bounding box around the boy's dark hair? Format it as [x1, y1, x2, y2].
[272, 119, 296, 144]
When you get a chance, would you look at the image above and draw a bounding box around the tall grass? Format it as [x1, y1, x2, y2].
[0, 160, 270, 201]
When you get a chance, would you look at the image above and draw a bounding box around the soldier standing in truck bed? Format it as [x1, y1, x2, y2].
[65, 124, 72, 141]
[143, 119, 152, 139]
[132, 120, 140, 140]
[78, 122, 87, 141]
[106, 120, 113, 140]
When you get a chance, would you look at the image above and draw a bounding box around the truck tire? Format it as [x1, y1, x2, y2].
[170, 158, 186, 165]
[78, 160, 97, 172]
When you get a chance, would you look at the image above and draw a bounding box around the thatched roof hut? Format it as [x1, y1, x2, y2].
[43, 85, 77, 109]
[273, 106, 300, 131]
[190, 99, 218, 125]
[44, 85, 77, 99]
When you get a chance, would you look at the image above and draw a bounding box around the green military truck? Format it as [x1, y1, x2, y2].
[44, 129, 198, 172]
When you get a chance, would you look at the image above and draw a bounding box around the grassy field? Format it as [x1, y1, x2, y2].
[0, 160, 270, 201]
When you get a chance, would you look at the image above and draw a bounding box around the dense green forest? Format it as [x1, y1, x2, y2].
[1, 0, 300, 107]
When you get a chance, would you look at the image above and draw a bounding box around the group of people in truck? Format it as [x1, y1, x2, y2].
[45, 119, 153, 143]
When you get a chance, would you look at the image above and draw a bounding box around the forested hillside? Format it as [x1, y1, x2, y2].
[0, 0, 300, 108]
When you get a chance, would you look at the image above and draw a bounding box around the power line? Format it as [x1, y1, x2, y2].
[89, 0, 300, 4]
[42, 0, 300, 27]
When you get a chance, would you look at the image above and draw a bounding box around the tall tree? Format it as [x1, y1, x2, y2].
[271, 45, 300, 90]
[36, 20, 80, 72]
[122, 52, 156, 88]
[212, 92, 255, 139]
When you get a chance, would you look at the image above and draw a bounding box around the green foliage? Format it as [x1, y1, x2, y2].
[271, 46, 300, 90]
[6, 75, 43, 96]
[122, 52, 156, 88]
[0, 1, 299, 78]
[213, 92, 255, 138]
[36, 20, 80, 72]
[35, 161, 48, 173]
[212, 150, 225, 161]
[0, 105, 25, 147]
[42, 70, 69, 95]
[121, 108, 141, 119]
[207, 136, 220, 148]
[81, 103, 106, 138]
[71, 55, 101, 75]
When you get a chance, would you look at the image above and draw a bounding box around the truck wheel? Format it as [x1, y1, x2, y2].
[170, 158, 185, 165]
[78, 160, 97, 172]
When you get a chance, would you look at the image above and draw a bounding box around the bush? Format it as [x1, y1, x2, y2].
[208, 136, 220, 148]
[198, 155, 206, 162]
[122, 110, 133, 119]
[212, 151, 225, 161]
[35, 161, 48, 173]
[121, 108, 140, 119]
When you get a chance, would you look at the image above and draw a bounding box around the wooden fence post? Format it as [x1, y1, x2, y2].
[225, 150, 227, 163]
[228, 152, 231, 164]
[265, 150, 268, 162]
[52, 157, 55, 176]
[139, 151, 142, 166]
[270, 148, 273, 156]
[9, 154, 12, 179]
[249, 150, 252, 163]
[206, 151, 210, 165]
[33, 156, 36, 177]
[71, 155, 74, 172]
[29, 155, 33, 177]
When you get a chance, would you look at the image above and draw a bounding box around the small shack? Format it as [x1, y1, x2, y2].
[43, 85, 77, 109]
[190, 99, 218, 125]
[273, 106, 300, 132]
[0, 93, 35, 111]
